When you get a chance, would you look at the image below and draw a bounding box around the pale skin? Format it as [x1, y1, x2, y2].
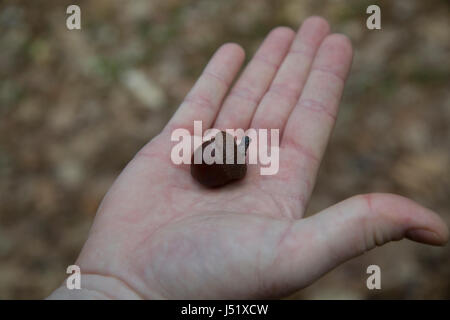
[49, 16, 448, 299]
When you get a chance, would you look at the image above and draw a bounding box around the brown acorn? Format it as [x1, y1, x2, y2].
[191, 131, 250, 188]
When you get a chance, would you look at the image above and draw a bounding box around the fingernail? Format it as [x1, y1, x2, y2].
[405, 229, 443, 245]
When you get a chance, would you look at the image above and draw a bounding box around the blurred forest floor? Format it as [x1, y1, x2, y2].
[0, 0, 449, 299]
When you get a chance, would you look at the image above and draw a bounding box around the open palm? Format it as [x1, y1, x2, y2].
[55, 17, 448, 299]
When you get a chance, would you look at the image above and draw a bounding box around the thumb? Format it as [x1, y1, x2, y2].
[306, 193, 448, 254]
[273, 193, 448, 293]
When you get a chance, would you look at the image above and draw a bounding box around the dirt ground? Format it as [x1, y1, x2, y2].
[0, 0, 449, 299]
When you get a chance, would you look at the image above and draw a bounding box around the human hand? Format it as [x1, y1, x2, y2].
[49, 16, 448, 299]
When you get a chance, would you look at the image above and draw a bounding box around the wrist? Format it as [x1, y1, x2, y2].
[46, 273, 142, 300]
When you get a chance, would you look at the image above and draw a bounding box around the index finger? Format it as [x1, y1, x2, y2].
[281, 34, 353, 216]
